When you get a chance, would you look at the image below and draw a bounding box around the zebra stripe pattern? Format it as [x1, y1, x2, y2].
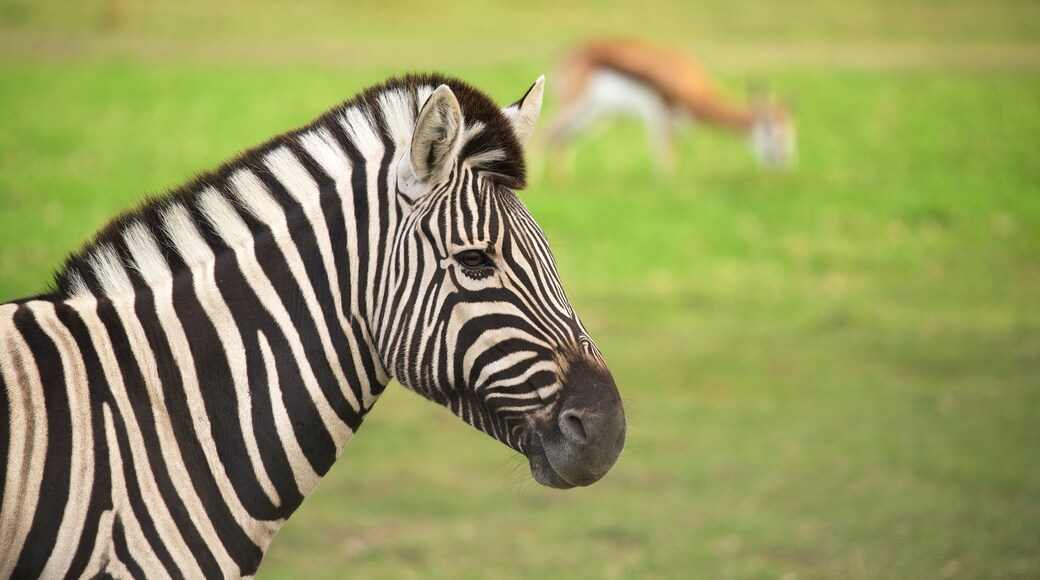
[0, 73, 626, 577]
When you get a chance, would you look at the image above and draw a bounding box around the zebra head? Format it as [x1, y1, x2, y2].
[377, 77, 626, 489]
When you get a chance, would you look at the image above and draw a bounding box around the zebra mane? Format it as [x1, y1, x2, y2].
[51, 73, 526, 300]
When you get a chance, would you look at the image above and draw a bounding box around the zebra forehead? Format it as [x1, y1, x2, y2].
[362, 74, 526, 187]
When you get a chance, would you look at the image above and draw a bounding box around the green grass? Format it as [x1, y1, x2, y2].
[1, 1, 1039, 578]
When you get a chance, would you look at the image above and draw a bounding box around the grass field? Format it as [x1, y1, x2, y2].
[1, 1, 1038, 578]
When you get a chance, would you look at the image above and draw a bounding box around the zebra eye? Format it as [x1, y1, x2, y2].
[455, 250, 492, 269]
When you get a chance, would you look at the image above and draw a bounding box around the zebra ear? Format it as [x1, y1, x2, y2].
[398, 84, 464, 200]
[502, 75, 544, 147]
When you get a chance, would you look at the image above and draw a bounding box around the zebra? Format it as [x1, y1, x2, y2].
[0, 73, 626, 577]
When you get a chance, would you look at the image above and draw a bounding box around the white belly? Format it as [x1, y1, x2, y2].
[584, 67, 670, 119]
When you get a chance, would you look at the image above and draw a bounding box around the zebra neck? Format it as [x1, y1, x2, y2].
[209, 118, 403, 551]
[182, 137, 397, 501]
[59, 130, 398, 553]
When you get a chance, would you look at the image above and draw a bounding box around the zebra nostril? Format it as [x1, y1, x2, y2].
[559, 409, 589, 444]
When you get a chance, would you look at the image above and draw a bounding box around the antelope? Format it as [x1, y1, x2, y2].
[543, 39, 797, 175]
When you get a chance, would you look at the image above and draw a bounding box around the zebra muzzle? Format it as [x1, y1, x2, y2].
[527, 361, 626, 489]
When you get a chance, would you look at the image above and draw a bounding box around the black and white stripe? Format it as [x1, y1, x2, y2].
[1, 73, 623, 577]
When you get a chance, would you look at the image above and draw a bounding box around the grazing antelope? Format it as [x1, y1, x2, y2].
[543, 39, 797, 175]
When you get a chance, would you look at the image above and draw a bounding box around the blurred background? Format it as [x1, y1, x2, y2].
[1, 0, 1038, 577]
